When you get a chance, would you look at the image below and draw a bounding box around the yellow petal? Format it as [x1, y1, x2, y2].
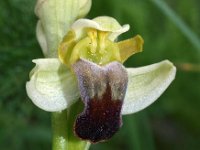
[58, 30, 76, 66]
[117, 35, 144, 62]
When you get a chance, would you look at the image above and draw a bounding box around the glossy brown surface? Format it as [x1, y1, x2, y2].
[74, 85, 123, 143]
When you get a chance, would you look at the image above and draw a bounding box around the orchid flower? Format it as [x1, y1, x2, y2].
[26, 15, 176, 143]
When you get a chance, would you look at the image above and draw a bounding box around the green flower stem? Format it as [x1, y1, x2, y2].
[52, 110, 68, 150]
[51, 100, 91, 150]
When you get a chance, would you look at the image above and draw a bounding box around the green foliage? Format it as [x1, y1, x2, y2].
[0, 0, 200, 149]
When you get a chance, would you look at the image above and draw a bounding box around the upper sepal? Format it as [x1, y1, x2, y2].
[78, 0, 92, 18]
[35, 0, 92, 57]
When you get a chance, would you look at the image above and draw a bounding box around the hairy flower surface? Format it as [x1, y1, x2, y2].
[26, 16, 176, 143]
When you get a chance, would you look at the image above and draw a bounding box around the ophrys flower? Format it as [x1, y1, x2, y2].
[26, 16, 176, 143]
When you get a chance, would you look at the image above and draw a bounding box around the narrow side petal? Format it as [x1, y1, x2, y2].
[117, 35, 144, 62]
[26, 58, 79, 112]
[122, 60, 176, 115]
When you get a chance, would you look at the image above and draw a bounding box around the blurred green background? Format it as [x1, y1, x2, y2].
[1, 0, 200, 149]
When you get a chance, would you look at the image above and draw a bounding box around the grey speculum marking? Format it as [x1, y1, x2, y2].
[72, 59, 128, 143]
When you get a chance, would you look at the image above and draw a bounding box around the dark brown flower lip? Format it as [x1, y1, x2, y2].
[72, 59, 128, 143]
